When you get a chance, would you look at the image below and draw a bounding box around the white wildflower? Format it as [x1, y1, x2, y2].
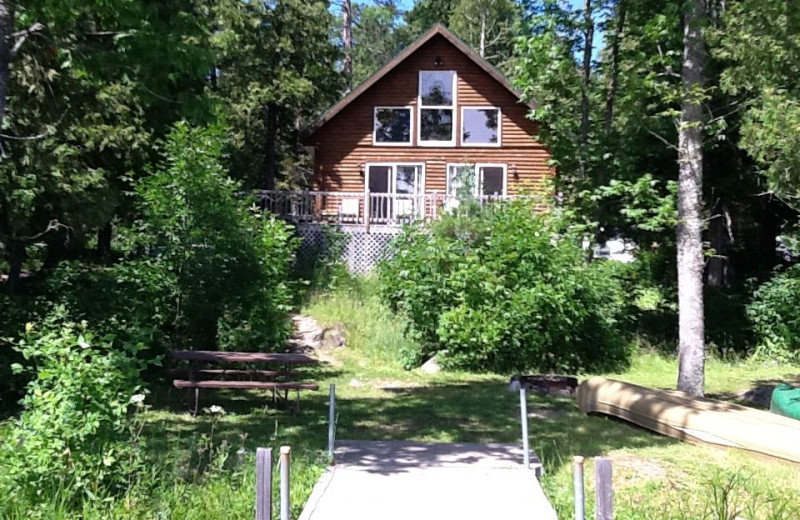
[208, 405, 225, 415]
[130, 394, 146, 405]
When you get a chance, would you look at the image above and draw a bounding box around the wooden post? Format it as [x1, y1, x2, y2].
[595, 457, 613, 520]
[364, 189, 371, 234]
[255, 448, 272, 520]
[279, 446, 291, 520]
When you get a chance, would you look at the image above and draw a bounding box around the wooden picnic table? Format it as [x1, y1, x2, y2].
[170, 350, 319, 414]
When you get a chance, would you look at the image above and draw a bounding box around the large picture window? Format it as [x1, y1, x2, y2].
[418, 71, 456, 146]
[373, 107, 412, 145]
[462, 107, 500, 146]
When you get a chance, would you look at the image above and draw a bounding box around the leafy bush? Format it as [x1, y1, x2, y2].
[1, 311, 149, 503]
[378, 200, 630, 372]
[747, 265, 800, 361]
[134, 122, 297, 350]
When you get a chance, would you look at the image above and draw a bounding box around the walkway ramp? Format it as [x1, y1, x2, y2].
[298, 440, 557, 520]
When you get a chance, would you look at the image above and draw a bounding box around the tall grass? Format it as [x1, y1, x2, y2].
[303, 276, 416, 368]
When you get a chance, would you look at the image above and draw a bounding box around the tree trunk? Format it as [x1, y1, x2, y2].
[263, 103, 278, 190]
[706, 203, 732, 288]
[341, 0, 352, 93]
[579, 0, 594, 181]
[676, 0, 706, 397]
[0, 0, 16, 154]
[5, 238, 25, 293]
[96, 221, 112, 259]
[603, 0, 626, 136]
[479, 10, 486, 57]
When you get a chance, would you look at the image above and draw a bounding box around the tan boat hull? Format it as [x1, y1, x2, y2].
[577, 377, 800, 463]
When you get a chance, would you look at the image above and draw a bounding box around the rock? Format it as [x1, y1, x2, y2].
[322, 326, 346, 350]
[349, 378, 363, 387]
[420, 355, 441, 374]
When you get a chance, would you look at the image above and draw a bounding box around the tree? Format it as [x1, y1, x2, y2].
[405, 0, 456, 37]
[0, 0, 215, 291]
[676, 0, 706, 396]
[211, 0, 342, 190]
[351, 1, 410, 85]
[450, 0, 517, 68]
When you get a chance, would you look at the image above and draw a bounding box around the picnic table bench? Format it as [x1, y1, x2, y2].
[170, 350, 319, 414]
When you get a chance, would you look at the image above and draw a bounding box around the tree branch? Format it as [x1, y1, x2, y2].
[11, 21, 44, 57]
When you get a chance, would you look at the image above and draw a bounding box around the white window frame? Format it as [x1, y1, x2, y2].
[476, 163, 508, 197]
[445, 162, 507, 198]
[417, 70, 457, 147]
[372, 106, 413, 146]
[364, 162, 426, 196]
[460, 106, 502, 148]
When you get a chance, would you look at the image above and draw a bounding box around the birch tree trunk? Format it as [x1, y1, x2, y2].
[0, 0, 16, 151]
[676, 0, 706, 397]
[341, 0, 352, 93]
[579, 0, 593, 181]
[479, 10, 486, 57]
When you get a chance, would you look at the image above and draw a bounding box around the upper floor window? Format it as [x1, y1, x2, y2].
[374, 107, 412, 145]
[462, 107, 500, 146]
[418, 71, 456, 146]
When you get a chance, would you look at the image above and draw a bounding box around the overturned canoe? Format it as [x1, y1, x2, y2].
[577, 377, 800, 464]
[771, 384, 800, 421]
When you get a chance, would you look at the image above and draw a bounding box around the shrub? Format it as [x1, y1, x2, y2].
[1, 311, 149, 503]
[378, 200, 630, 372]
[747, 265, 800, 361]
[134, 122, 297, 350]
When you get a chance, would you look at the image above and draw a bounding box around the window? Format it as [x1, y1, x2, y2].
[446, 163, 507, 200]
[373, 107, 412, 145]
[462, 107, 500, 146]
[418, 71, 456, 146]
[366, 163, 425, 221]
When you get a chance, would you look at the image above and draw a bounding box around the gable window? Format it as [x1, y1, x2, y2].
[374, 107, 412, 145]
[462, 107, 500, 146]
[418, 71, 456, 146]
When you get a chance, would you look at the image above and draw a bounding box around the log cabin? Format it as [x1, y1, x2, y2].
[260, 24, 553, 228]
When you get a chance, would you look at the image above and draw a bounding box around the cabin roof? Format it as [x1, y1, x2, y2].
[305, 24, 532, 139]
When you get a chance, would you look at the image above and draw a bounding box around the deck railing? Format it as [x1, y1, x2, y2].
[255, 190, 514, 228]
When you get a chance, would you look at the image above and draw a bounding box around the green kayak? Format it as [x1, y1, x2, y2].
[770, 384, 800, 420]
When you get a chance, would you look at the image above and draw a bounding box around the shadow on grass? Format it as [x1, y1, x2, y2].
[144, 378, 676, 478]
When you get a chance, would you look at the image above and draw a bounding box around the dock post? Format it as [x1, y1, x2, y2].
[519, 387, 530, 469]
[280, 446, 291, 520]
[255, 448, 272, 520]
[573, 456, 585, 520]
[595, 457, 613, 520]
[327, 384, 336, 459]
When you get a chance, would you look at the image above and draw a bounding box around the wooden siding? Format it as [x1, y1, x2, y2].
[307, 34, 553, 196]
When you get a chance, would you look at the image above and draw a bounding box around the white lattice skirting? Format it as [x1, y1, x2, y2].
[294, 224, 402, 274]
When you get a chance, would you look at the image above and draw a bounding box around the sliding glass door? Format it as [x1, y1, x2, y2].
[366, 164, 424, 222]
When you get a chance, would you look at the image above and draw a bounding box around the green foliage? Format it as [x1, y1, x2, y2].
[716, 0, 800, 199]
[379, 200, 630, 372]
[211, 0, 342, 188]
[747, 265, 800, 362]
[135, 122, 297, 350]
[1, 311, 148, 504]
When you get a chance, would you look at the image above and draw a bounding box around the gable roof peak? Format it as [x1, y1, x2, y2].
[305, 24, 530, 139]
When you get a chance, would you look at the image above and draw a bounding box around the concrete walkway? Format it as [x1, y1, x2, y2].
[298, 441, 557, 520]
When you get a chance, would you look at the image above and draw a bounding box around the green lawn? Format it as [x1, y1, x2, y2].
[3, 280, 799, 519]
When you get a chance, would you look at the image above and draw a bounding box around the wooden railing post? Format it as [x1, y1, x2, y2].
[364, 189, 371, 234]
